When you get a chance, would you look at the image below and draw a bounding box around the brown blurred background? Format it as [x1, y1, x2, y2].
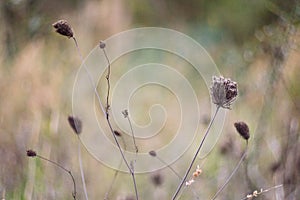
[0, 0, 300, 199]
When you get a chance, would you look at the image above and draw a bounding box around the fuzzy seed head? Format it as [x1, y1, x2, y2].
[52, 20, 74, 38]
[210, 76, 238, 109]
[68, 116, 82, 135]
[234, 121, 250, 140]
[27, 149, 37, 157]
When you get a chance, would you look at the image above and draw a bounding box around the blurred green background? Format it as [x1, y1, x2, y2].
[0, 0, 300, 199]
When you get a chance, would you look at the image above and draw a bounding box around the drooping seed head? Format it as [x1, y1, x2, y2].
[234, 121, 250, 140]
[27, 149, 37, 157]
[210, 76, 238, 109]
[52, 20, 74, 38]
[68, 116, 82, 135]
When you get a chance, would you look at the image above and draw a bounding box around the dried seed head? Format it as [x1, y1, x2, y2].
[150, 172, 163, 186]
[113, 130, 122, 137]
[234, 121, 250, 140]
[68, 116, 82, 135]
[27, 149, 37, 157]
[148, 150, 157, 157]
[122, 109, 129, 118]
[210, 76, 238, 109]
[99, 41, 106, 49]
[52, 20, 74, 38]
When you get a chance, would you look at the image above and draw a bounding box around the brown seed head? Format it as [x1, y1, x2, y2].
[210, 76, 238, 109]
[99, 41, 106, 49]
[113, 130, 122, 137]
[148, 150, 157, 157]
[68, 116, 82, 135]
[52, 20, 74, 38]
[234, 121, 250, 140]
[27, 149, 37, 157]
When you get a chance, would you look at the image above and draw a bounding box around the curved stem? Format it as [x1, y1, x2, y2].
[72, 37, 106, 115]
[172, 106, 220, 200]
[101, 48, 139, 200]
[37, 155, 77, 199]
[102, 49, 111, 116]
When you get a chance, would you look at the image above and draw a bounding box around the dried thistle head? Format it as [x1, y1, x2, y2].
[234, 121, 250, 140]
[26, 149, 37, 157]
[210, 76, 238, 109]
[68, 116, 82, 135]
[52, 20, 74, 38]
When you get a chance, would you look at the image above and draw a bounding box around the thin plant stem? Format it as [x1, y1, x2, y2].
[172, 106, 220, 200]
[127, 116, 138, 154]
[104, 136, 127, 200]
[105, 113, 139, 199]
[156, 156, 181, 179]
[101, 47, 139, 200]
[240, 184, 283, 200]
[211, 144, 248, 200]
[72, 37, 106, 114]
[78, 138, 89, 200]
[36, 155, 77, 200]
[104, 160, 123, 200]
[103, 48, 111, 116]
[72, 37, 104, 200]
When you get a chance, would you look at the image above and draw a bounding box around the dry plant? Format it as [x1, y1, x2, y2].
[26, 149, 77, 199]
[24, 18, 293, 200]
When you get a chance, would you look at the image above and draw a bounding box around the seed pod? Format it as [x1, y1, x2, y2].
[148, 150, 157, 157]
[234, 121, 250, 140]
